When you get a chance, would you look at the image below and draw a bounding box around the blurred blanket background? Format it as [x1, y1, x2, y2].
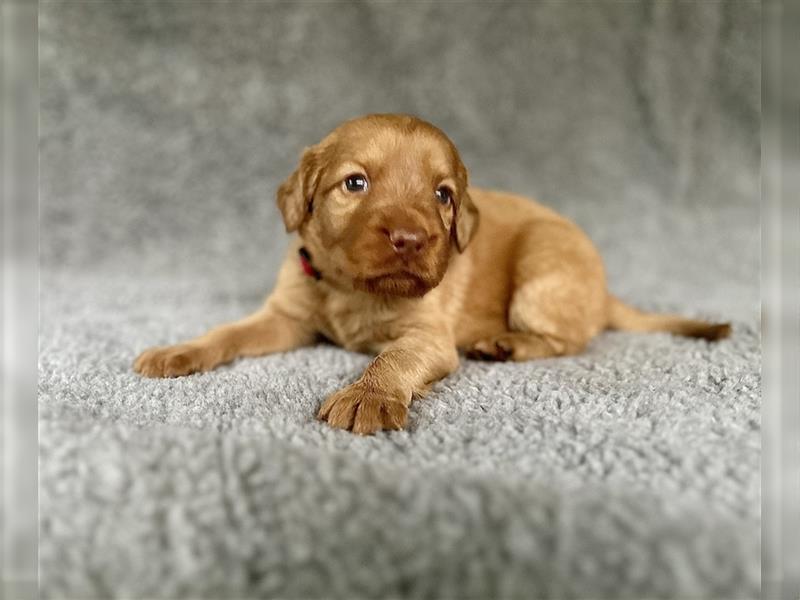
[39, 2, 760, 598]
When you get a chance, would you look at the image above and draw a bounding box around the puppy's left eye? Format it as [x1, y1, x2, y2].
[435, 186, 452, 205]
[344, 174, 369, 193]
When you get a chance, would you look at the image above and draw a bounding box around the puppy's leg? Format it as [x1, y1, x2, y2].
[318, 328, 458, 435]
[134, 305, 314, 377]
[466, 330, 585, 362]
[466, 221, 607, 362]
[465, 276, 596, 362]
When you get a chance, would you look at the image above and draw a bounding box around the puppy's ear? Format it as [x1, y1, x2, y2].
[276, 146, 323, 232]
[448, 153, 479, 252]
[452, 190, 479, 252]
[450, 189, 480, 252]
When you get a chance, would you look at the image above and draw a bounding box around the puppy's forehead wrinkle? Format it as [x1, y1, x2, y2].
[324, 119, 458, 175]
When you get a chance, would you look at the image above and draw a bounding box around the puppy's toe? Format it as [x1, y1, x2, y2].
[134, 348, 168, 377]
[316, 394, 338, 421]
[466, 338, 512, 362]
[352, 397, 383, 435]
[320, 393, 358, 431]
[133, 345, 208, 377]
[380, 401, 408, 431]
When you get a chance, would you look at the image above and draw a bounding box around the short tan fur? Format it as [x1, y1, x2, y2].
[135, 114, 730, 434]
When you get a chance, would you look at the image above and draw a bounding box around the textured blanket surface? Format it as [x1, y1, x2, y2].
[39, 2, 760, 598]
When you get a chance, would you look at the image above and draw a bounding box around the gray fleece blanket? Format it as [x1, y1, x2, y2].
[39, 2, 761, 598]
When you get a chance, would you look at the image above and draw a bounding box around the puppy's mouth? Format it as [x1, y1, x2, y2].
[354, 271, 434, 298]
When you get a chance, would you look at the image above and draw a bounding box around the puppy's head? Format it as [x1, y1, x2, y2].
[277, 114, 478, 297]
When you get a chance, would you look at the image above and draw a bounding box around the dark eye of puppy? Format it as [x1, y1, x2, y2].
[435, 186, 452, 205]
[344, 174, 368, 193]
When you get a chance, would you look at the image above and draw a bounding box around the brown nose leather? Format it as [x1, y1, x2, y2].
[387, 228, 428, 255]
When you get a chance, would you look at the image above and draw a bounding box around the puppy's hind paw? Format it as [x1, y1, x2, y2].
[465, 338, 514, 362]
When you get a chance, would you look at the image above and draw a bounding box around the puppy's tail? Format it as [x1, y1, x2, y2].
[606, 295, 731, 341]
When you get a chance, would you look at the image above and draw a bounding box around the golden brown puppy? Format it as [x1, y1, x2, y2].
[134, 114, 730, 434]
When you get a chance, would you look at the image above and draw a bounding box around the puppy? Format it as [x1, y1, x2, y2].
[134, 114, 730, 434]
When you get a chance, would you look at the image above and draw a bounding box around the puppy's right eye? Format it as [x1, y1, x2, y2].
[344, 174, 369, 193]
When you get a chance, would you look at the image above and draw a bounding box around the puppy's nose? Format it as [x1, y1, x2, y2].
[387, 228, 428, 256]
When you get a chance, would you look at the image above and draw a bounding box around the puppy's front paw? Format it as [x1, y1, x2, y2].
[317, 382, 408, 435]
[133, 344, 211, 378]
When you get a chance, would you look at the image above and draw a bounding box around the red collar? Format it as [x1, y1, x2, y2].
[298, 247, 322, 280]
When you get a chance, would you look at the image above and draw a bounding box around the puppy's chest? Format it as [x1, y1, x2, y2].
[315, 293, 408, 353]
